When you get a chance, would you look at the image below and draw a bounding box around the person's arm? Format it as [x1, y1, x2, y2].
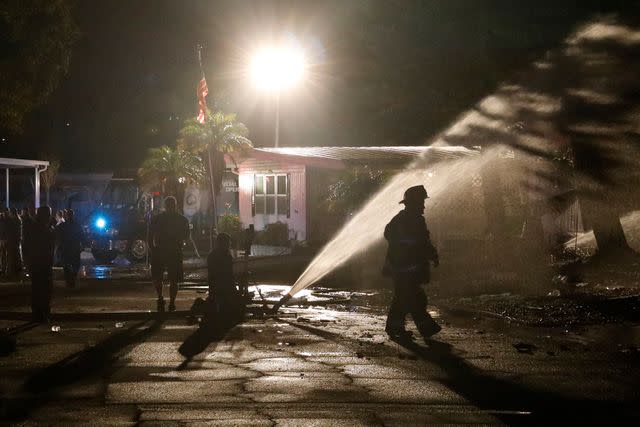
[79, 224, 87, 247]
[424, 225, 439, 266]
[183, 217, 190, 241]
[54, 223, 63, 244]
[207, 252, 216, 293]
[49, 228, 57, 258]
[150, 216, 158, 248]
[384, 216, 397, 241]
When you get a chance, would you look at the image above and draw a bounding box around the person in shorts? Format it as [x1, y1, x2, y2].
[151, 196, 189, 312]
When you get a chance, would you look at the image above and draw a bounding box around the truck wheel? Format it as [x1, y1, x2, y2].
[92, 249, 118, 264]
[128, 239, 148, 262]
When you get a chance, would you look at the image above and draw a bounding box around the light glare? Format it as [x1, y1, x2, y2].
[251, 46, 306, 91]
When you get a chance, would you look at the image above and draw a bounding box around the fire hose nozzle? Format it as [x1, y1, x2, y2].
[271, 294, 292, 314]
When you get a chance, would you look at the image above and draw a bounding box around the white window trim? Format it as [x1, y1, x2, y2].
[253, 173, 289, 217]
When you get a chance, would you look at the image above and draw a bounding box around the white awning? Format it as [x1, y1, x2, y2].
[0, 157, 49, 169]
[1, 157, 49, 208]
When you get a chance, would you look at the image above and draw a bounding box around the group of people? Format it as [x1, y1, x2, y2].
[5, 185, 441, 340]
[0, 206, 86, 322]
[152, 186, 443, 342]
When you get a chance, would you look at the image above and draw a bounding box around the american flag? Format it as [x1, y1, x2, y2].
[196, 77, 208, 124]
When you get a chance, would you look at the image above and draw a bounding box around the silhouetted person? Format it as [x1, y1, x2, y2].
[5, 208, 22, 276]
[0, 209, 8, 275]
[54, 209, 65, 226]
[150, 196, 189, 312]
[56, 209, 86, 288]
[383, 185, 441, 341]
[243, 224, 255, 257]
[21, 206, 36, 274]
[206, 233, 244, 323]
[180, 235, 239, 360]
[29, 207, 55, 323]
[238, 224, 255, 295]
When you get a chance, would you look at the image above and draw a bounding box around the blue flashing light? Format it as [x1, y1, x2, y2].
[95, 217, 107, 229]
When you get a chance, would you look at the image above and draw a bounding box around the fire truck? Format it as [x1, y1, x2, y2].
[85, 172, 154, 264]
[86, 169, 236, 264]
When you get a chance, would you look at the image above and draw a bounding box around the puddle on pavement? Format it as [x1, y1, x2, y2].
[67, 260, 640, 351]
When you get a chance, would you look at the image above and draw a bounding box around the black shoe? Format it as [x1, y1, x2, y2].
[386, 328, 413, 340]
[421, 323, 442, 339]
[157, 297, 166, 313]
[168, 302, 176, 312]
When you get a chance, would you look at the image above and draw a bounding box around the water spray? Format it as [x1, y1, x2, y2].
[270, 147, 504, 313]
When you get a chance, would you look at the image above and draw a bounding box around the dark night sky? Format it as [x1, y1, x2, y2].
[4, 0, 628, 172]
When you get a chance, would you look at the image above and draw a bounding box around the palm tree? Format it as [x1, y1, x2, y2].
[40, 156, 61, 206]
[138, 145, 205, 211]
[178, 109, 253, 226]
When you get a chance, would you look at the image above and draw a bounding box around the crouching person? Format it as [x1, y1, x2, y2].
[201, 233, 244, 328]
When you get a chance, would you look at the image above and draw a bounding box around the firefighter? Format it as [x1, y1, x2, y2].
[383, 185, 441, 340]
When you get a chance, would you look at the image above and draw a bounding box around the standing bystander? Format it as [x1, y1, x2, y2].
[5, 208, 22, 276]
[0, 209, 8, 275]
[28, 207, 56, 323]
[150, 196, 189, 312]
[20, 206, 36, 274]
[56, 209, 86, 288]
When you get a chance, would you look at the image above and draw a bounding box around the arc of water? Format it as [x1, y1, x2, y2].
[283, 146, 497, 300]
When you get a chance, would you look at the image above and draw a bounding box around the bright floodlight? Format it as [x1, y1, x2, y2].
[250, 45, 306, 91]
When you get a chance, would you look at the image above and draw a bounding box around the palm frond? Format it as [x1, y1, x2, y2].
[138, 145, 206, 190]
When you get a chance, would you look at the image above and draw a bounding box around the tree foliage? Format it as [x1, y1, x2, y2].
[324, 166, 391, 216]
[138, 145, 205, 197]
[40, 156, 60, 190]
[0, 0, 78, 134]
[39, 154, 60, 205]
[178, 109, 253, 194]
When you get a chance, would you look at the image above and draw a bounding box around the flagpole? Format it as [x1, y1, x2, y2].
[197, 44, 218, 252]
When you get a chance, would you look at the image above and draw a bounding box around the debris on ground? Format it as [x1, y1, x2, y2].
[513, 342, 537, 354]
[440, 291, 640, 327]
[0, 330, 16, 356]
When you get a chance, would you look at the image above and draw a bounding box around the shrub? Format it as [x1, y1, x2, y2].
[217, 214, 243, 248]
[255, 222, 290, 246]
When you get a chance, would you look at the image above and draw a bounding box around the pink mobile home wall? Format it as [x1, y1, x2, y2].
[238, 159, 307, 241]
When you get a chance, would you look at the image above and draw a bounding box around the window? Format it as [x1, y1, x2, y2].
[253, 174, 289, 216]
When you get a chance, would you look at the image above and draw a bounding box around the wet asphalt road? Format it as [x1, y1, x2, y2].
[1, 268, 640, 425]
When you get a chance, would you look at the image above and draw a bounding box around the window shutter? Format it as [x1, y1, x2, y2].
[286, 173, 291, 218]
